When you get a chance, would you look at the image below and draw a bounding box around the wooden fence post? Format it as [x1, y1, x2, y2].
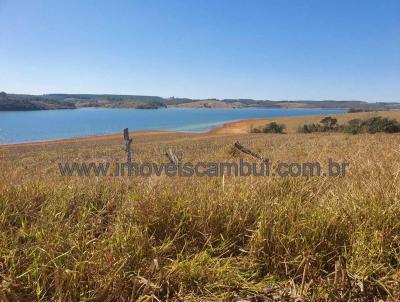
[166, 148, 179, 166]
[123, 128, 133, 163]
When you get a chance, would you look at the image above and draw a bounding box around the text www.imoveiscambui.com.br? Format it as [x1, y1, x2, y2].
[58, 159, 349, 177]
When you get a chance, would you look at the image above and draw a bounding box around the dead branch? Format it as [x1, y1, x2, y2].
[234, 141, 266, 162]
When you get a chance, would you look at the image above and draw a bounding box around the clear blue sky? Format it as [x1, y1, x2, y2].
[0, 0, 399, 101]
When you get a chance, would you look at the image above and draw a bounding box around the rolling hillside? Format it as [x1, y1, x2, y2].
[1, 91, 399, 111]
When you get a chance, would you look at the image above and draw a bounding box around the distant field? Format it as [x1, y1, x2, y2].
[1, 112, 400, 301]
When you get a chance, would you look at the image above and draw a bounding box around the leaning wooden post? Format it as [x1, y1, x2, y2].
[234, 141, 266, 162]
[166, 148, 179, 166]
[123, 128, 133, 163]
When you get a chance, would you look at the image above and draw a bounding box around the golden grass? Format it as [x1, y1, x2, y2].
[0, 112, 400, 301]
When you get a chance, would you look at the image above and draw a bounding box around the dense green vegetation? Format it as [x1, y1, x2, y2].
[0, 92, 76, 110]
[344, 116, 400, 134]
[299, 116, 400, 134]
[0, 92, 171, 111]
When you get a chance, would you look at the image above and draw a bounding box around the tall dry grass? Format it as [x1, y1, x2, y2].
[0, 128, 399, 301]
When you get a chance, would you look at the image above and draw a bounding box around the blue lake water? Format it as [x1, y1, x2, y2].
[0, 108, 347, 144]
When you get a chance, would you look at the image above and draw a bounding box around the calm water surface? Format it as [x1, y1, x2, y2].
[0, 108, 346, 144]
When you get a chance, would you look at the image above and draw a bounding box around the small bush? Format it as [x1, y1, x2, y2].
[264, 122, 286, 133]
[298, 123, 324, 133]
[298, 117, 338, 133]
[343, 119, 362, 134]
[251, 122, 286, 134]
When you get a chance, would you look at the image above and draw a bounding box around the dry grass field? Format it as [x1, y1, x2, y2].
[1, 111, 400, 301]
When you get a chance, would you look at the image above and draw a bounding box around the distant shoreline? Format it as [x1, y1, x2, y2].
[0, 107, 348, 145]
[1, 91, 398, 111]
[5, 108, 400, 148]
[7, 109, 391, 148]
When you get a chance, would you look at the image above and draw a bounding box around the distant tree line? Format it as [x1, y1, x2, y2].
[0, 92, 169, 111]
[2, 90, 400, 111]
[299, 116, 400, 134]
[0, 92, 76, 111]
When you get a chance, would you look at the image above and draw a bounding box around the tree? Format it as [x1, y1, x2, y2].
[320, 116, 338, 130]
[263, 122, 286, 134]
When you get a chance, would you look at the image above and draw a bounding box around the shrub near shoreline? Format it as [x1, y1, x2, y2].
[250, 122, 286, 134]
[299, 116, 400, 134]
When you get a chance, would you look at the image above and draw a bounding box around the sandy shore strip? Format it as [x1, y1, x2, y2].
[0, 130, 178, 148]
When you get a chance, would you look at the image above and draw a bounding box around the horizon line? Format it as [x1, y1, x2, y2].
[1, 90, 398, 104]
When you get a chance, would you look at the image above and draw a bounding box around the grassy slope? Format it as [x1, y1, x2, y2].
[1, 112, 400, 301]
